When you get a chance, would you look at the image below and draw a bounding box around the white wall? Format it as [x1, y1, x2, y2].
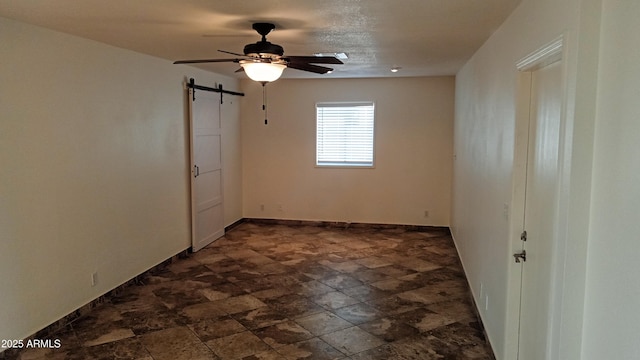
[220, 84, 243, 226]
[0, 17, 242, 342]
[452, 0, 601, 358]
[240, 77, 454, 226]
[582, 1, 640, 358]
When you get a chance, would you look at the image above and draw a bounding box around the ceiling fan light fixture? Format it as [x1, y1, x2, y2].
[240, 61, 286, 82]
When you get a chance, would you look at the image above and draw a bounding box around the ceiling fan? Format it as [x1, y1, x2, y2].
[174, 22, 344, 82]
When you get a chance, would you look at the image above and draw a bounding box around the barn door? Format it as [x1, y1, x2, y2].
[189, 88, 224, 252]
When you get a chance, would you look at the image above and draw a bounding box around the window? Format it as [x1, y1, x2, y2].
[316, 102, 375, 167]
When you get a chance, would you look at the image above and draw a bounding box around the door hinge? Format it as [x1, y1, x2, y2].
[520, 230, 527, 242]
[513, 250, 527, 263]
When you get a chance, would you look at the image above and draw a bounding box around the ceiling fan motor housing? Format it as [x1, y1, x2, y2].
[243, 41, 284, 58]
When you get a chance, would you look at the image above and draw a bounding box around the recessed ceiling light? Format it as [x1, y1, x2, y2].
[391, 67, 401, 73]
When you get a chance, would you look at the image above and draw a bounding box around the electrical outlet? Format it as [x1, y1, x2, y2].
[91, 272, 98, 287]
[260, 204, 265, 211]
[424, 210, 430, 218]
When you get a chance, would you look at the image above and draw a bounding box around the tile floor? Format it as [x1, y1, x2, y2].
[7, 221, 494, 359]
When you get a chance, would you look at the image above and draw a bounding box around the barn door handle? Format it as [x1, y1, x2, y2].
[194, 165, 200, 178]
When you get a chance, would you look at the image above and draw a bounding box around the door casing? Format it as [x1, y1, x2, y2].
[506, 36, 568, 360]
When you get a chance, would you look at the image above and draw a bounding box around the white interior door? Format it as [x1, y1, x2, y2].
[516, 59, 563, 360]
[189, 88, 224, 252]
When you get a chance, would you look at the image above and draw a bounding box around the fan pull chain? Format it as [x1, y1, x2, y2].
[262, 82, 268, 125]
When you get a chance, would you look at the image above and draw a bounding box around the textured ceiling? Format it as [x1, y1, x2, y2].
[0, 0, 521, 79]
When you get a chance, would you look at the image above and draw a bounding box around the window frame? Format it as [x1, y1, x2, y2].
[315, 101, 376, 168]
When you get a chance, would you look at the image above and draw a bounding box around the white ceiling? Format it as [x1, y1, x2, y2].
[0, 0, 521, 79]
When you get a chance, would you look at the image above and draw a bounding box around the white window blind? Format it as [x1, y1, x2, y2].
[316, 102, 375, 167]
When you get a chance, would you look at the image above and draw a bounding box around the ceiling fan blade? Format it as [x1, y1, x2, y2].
[173, 58, 241, 64]
[285, 56, 343, 65]
[218, 49, 249, 57]
[234, 67, 244, 73]
[286, 62, 334, 74]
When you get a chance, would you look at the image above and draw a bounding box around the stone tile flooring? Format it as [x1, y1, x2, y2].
[7, 222, 494, 359]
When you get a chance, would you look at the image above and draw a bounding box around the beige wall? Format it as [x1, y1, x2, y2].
[0, 17, 242, 341]
[582, 1, 640, 358]
[453, 0, 601, 358]
[240, 77, 454, 226]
